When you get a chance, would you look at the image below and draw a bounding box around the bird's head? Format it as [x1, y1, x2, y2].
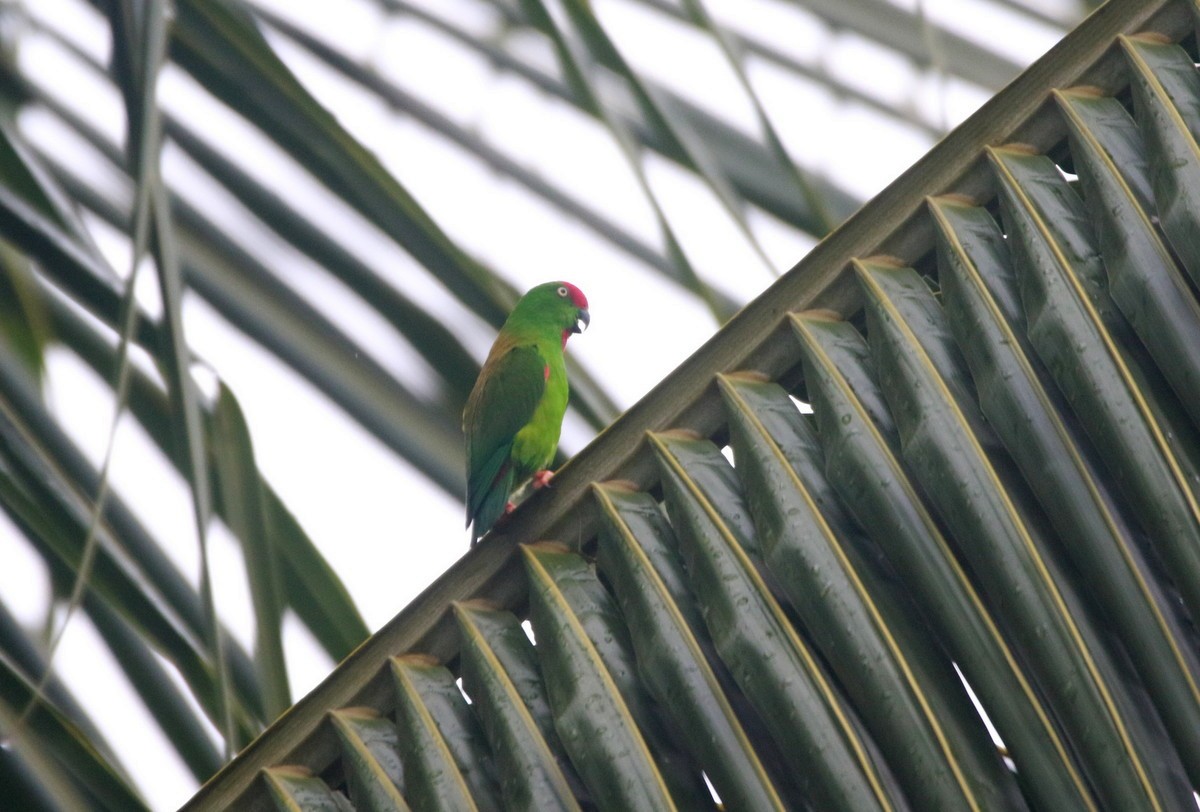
[511, 281, 590, 347]
[557, 282, 590, 336]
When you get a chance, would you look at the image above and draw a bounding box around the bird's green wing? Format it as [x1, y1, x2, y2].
[464, 344, 546, 523]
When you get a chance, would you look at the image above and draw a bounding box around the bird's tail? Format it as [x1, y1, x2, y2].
[469, 465, 515, 545]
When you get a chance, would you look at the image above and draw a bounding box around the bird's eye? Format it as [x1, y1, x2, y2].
[557, 286, 568, 297]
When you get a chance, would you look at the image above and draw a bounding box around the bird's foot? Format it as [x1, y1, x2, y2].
[531, 469, 554, 489]
[504, 501, 516, 515]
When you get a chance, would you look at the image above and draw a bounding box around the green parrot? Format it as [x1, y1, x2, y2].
[464, 281, 590, 545]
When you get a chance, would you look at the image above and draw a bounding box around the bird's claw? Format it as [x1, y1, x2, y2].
[531, 469, 554, 489]
[503, 501, 516, 515]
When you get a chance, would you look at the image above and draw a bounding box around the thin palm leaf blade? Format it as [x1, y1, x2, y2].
[0, 243, 51, 381]
[207, 382, 290, 720]
[329, 707, 411, 812]
[0, 117, 99, 251]
[264, 491, 368, 661]
[718, 372, 1025, 811]
[930, 193, 1200, 781]
[554, 0, 784, 269]
[514, 0, 731, 321]
[0, 379, 263, 740]
[795, 0, 1024, 91]
[0, 654, 148, 812]
[990, 144, 1200, 630]
[390, 654, 500, 811]
[168, 0, 504, 323]
[0, 730, 93, 812]
[651, 431, 907, 811]
[48, 295, 369, 661]
[454, 602, 582, 812]
[790, 311, 1096, 810]
[592, 482, 790, 812]
[856, 259, 1192, 810]
[105, 1, 212, 561]
[0, 145, 158, 352]
[0, 598, 111, 759]
[82, 592, 225, 783]
[1121, 34, 1200, 287]
[522, 541, 709, 810]
[1058, 88, 1200, 434]
[261, 766, 350, 812]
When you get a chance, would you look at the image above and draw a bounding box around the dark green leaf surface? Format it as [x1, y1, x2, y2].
[931, 194, 1200, 781]
[1121, 34, 1200, 287]
[857, 259, 1193, 811]
[454, 603, 581, 812]
[719, 373, 1025, 811]
[643, 431, 762, 560]
[652, 431, 907, 812]
[329, 708, 411, 812]
[390, 654, 500, 812]
[0, 244, 50, 380]
[1057, 88, 1200, 434]
[521, 542, 683, 811]
[208, 383, 290, 720]
[261, 766, 350, 812]
[991, 144, 1200, 634]
[593, 483, 790, 812]
[791, 311, 1097, 811]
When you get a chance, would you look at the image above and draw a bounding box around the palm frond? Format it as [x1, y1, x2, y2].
[181, 3, 1200, 810]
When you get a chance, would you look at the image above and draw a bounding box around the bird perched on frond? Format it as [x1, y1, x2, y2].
[464, 281, 590, 545]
